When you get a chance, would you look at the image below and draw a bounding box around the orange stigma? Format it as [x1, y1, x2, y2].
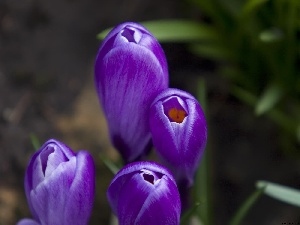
[168, 108, 187, 123]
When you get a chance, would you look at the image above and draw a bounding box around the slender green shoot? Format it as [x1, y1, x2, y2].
[194, 77, 213, 225]
[99, 154, 120, 175]
[229, 184, 266, 225]
[30, 133, 41, 151]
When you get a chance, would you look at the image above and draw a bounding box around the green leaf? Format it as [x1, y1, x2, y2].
[30, 133, 41, 151]
[241, 0, 270, 16]
[297, 125, 300, 143]
[256, 180, 300, 207]
[255, 84, 283, 116]
[194, 78, 213, 225]
[187, 0, 217, 19]
[231, 86, 297, 135]
[229, 184, 266, 225]
[189, 43, 233, 61]
[97, 20, 219, 43]
[231, 86, 257, 106]
[99, 154, 119, 175]
[259, 28, 283, 43]
[180, 202, 200, 225]
[97, 28, 110, 40]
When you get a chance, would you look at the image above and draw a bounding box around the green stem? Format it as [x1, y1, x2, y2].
[194, 77, 213, 225]
[231, 86, 298, 136]
[30, 133, 41, 151]
[180, 202, 200, 225]
[229, 185, 266, 225]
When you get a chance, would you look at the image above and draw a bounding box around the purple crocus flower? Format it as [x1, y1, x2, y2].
[107, 161, 181, 225]
[95, 22, 169, 163]
[149, 88, 207, 188]
[17, 139, 95, 225]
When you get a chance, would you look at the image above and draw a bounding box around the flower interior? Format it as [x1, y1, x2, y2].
[121, 28, 136, 43]
[40, 146, 55, 175]
[40, 145, 68, 177]
[143, 173, 154, 184]
[140, 169, 163, 185]
[163, 96, 188, 123]
[168, 108, 186, 123]
[121, 26, 142, 44]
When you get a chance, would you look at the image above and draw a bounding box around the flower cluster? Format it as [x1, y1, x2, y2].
[17, 21, 207, 225]
[17, 139, 95, 225]
[95, 22, 207, 224]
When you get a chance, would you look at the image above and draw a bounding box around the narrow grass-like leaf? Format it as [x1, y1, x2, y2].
[259, 28, 283, 42]
[189, 43, 233, 61]
[231, 86, 257, 106]
[142, 20, 219, 43]
[241, 0, 270, 16]
[297, 125, 300, 143]
[180, 202, 200, 225]
[255, 84, 283, 115]
[229, 184, 266, 225]
[187, 0, 236, 29]
[256, 180, 300, 207]
[97, 20, 219, 43]
[97, 27, 110, 40]
[30, 133, 41, 151]
[187, 0, 217, 20]
[194, 77, 213, 225]
[231, 86, 296, 135]
[99, 154, 119, 175]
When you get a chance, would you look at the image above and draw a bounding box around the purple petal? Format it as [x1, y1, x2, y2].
[16, 219, 40, 225]
[97, 22, 152, 56]
[95, 43, 168, 162]
[24, 139, 74, 220]
[107, 161, 181, 225]
[24, 139, 95, 225]
[64, 151, 95, 225]
[95, 22, 168, 162]
[116, 172, 155, 225]
[29, 157, 76, 224]
[96, 22, 168, 78]
[111, 161, 176, 185]
[135, 175, 181, 225]
[107, 161, 174, 214]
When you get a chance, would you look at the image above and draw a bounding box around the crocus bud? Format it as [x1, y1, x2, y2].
[18, 139, 95, 225]
[95, 22, 169, 163]
[107, 161, 181, 225]
[149, 88, 207, 188]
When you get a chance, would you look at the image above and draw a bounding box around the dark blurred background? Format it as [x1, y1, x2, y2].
[0, 0, 299, 225]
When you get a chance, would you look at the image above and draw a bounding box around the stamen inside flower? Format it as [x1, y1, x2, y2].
[168, 108, 186, 123]
[163, 96, 188, 123]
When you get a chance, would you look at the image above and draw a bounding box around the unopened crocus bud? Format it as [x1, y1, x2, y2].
[107, 161, 181, 225]
[95, 22, 169, 163]
[149, 88, 207, 188]
[17, 139, 95, 225]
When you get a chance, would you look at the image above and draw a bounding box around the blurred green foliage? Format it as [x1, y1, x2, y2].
[182, 0, 300, 146]
[97, 2, 300, 222]
[186, 0, 299, 152]
[97, 0, 300, 149]
[133, 2, 299, 221]
[101, 0, 300, 154]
